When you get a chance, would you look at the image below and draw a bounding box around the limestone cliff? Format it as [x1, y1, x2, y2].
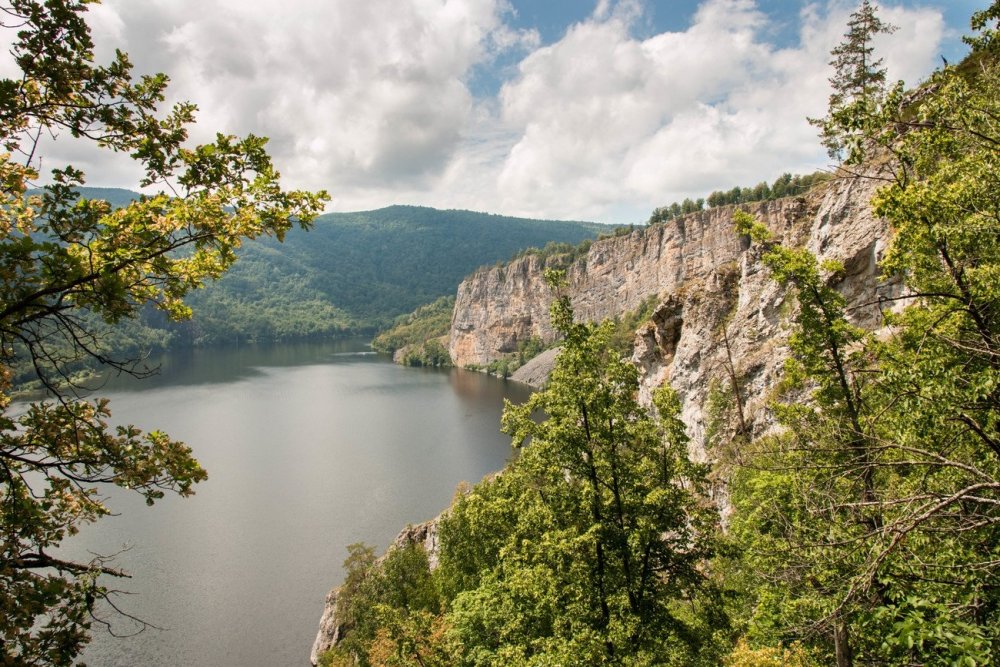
[449, 196, 805, 369]
[634, 174, 897, 465]
[450, 173, 896, 462]
[312, 173, 897, 662]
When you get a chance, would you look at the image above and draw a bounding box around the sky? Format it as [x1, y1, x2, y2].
[13, 0, 994, 223]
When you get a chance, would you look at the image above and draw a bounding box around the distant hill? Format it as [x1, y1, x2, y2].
[181, 205, 607, 344]
[38, 190, 608, 344]
[71, 186, 140, 209]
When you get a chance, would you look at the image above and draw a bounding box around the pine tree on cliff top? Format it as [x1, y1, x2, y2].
[810, 0, 897, 162]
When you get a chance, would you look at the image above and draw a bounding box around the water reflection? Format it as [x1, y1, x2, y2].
[88, 338, 376, 393]
[63, 342, 529, 667]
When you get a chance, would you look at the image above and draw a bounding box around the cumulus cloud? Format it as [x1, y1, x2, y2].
[14, 0, 949, 222]
[101, 0, 538, 191]
[490, 0, 944, 221]
[26, 0, 536, 197]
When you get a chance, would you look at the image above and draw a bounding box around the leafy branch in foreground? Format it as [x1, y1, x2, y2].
[728, 22, 1000, 662]
[0, 0, 328, 663]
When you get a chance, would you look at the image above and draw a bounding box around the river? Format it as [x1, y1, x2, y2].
[57, 340, 531, 666]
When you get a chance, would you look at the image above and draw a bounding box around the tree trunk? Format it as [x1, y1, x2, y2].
[834, 619, 853, 667]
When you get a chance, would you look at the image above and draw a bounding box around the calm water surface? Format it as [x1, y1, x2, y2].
[61, 340, 531, 666]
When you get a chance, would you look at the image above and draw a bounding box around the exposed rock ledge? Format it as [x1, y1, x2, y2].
[450, 172, 897, 464]
[509, 346, 560, 388]
[309, 518, 441, 665]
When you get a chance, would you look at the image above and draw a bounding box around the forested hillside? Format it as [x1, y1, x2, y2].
[182, 206, 606, 344]
[57, 194, 606, 345]
[6, 194, 604, 390]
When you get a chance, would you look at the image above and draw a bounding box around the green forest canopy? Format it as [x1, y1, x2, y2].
[58, 192, 607, 346]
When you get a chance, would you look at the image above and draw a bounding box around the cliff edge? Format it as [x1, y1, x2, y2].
[313, 172, 897, 662]
[449, 172, 896, 463]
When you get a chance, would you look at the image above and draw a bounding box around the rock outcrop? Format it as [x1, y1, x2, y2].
[309, 587, 344, 666]
[312, 172, 899, 662]
[509, 346, 560, 388]
[450, 173, 897, 462]
[450, 196, 807, 370]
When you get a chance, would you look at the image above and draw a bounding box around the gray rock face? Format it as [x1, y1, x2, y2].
[509, 346, 560, 389]
[450, 173, 895, 466]
[449, 196, 810, 370]
[391, 518, 441, 571]
[309, 587, 343, 666]
[632, 173, 898, 467]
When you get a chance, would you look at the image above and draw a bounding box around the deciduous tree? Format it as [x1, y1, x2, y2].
[0, 1, 327, 663]
[729, 12, 1000, 660]
[440, 269, 722, 665]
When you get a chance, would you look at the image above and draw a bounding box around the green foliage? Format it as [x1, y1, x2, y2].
[0, 1, 327, 663]
[483, 357, 512, 379]
[322, 7, 1000, 666]
[649, 172, 831, 225]
[808, 0, 898, 162]
[399, 338, 451, 369]
[199, 205, 604, 338]
[2, 201, 602, 385]
[648, 198, 704, 224]
[322, 542, 449, 667]
[331, 276, 723, 665]
[728, 26, 1000, 663]
[723, 639, 819, 667]
[372, 295, 455, 367]
[704, 172, 831, 209]
[511, 236, 593, 267]
[608, 293, 661, 356]
[965, 2, 1000, 53]
[438, 274, 723, 665]
[478, 334, 552, 379]
[516, 335, 545, 366]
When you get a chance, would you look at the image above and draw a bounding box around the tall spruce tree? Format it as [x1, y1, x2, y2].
[810, 0, 897, 162]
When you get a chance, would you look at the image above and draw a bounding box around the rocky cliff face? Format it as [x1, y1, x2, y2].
[312, 173, 897, 662]
[635, 174, 897, 466]
[450, 197, 810, 369]
[451, 173, 896, 463]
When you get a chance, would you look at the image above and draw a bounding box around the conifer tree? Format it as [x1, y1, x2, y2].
[810, 0, 897, 162]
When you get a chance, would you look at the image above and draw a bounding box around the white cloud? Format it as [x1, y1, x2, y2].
[879, 4, 946, 84]
[107, 0, 527, 191]
[487, 0, 945, 221]
[26, 0, 536, 196]
[14, 0, 949, 222]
